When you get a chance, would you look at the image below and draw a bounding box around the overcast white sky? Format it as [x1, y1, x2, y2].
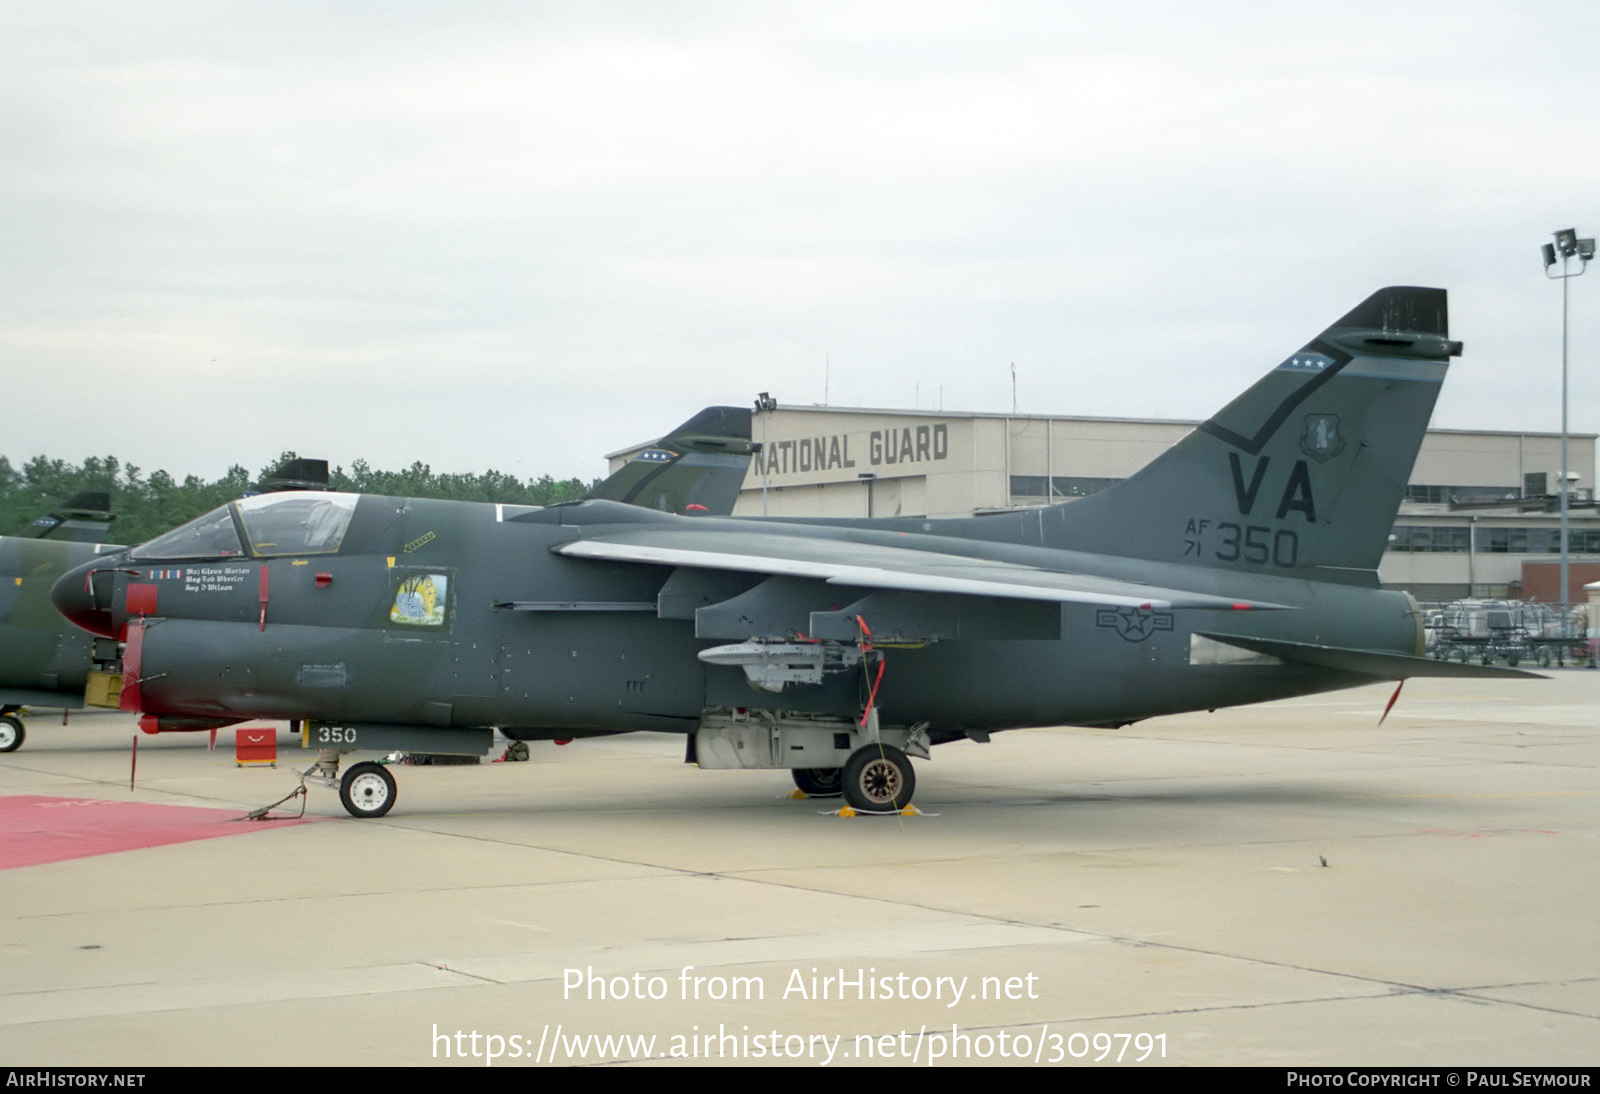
[3, 1, 1597, 485]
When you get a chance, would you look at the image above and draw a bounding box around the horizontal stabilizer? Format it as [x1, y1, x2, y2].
[21, 492, 116, 542]
[1199, 633, 1543, 680]
[256, 458, 331, 493]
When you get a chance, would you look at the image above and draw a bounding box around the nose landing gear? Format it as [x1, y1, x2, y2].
[300, 749, 398, 818]
[0, 711, 23, 753]
[338, 762, 397, 818]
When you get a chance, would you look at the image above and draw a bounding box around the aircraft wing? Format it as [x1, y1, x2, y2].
[556, 529, 1285, 612]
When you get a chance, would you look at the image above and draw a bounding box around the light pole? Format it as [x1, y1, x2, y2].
[1541, 228, 1594, 626]
[754, 392, 778, 516]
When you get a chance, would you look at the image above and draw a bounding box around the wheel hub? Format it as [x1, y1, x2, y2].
[350, 773, 390, 810]
[860, 759, 900, 804]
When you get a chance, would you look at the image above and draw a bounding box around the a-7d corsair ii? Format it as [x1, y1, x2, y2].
[53, 288, 1532, 817]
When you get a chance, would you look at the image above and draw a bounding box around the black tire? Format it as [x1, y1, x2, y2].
[841, 744, 915, 813]
[339, 762, 396, 818]
[0, 715, 22, 753]
[792, 767, 843, 797]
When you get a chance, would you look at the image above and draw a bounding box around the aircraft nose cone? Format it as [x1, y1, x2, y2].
[51, 559, 120, 638]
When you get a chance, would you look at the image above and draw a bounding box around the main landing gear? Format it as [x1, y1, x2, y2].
[791, 767, 844, 798]
[839, 743, 916, 813]
[792, 748, 917, 811]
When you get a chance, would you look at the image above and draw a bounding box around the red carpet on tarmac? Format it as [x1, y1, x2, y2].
[0, 796, 323, 870]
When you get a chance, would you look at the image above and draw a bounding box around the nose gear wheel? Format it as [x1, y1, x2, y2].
[339, 762, 396, 818]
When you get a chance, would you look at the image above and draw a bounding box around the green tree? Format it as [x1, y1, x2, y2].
[0, 454, 591, 541]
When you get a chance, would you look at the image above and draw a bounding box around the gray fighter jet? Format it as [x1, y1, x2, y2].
[53, 288, 1533, 816]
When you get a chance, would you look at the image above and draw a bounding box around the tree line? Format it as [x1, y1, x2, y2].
[0, 453, 592, 545]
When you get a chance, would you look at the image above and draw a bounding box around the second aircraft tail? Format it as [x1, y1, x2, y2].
[586, 406, 755, 516]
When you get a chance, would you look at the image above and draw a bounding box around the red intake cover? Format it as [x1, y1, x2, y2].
[125, 583, 158, 616]
[119, 621, 145, 712]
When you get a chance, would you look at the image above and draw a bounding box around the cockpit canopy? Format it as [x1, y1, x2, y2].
[131, 492, 359, 561]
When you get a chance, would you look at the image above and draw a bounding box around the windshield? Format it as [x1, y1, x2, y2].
[131, 506, 246, 560]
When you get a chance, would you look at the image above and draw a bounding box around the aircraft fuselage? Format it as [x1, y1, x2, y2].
[60, 494, 1419, 740]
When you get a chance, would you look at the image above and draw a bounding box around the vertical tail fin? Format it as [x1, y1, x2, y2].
[1047, 287, 1458, 580]
[586, 406, 755, 515]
